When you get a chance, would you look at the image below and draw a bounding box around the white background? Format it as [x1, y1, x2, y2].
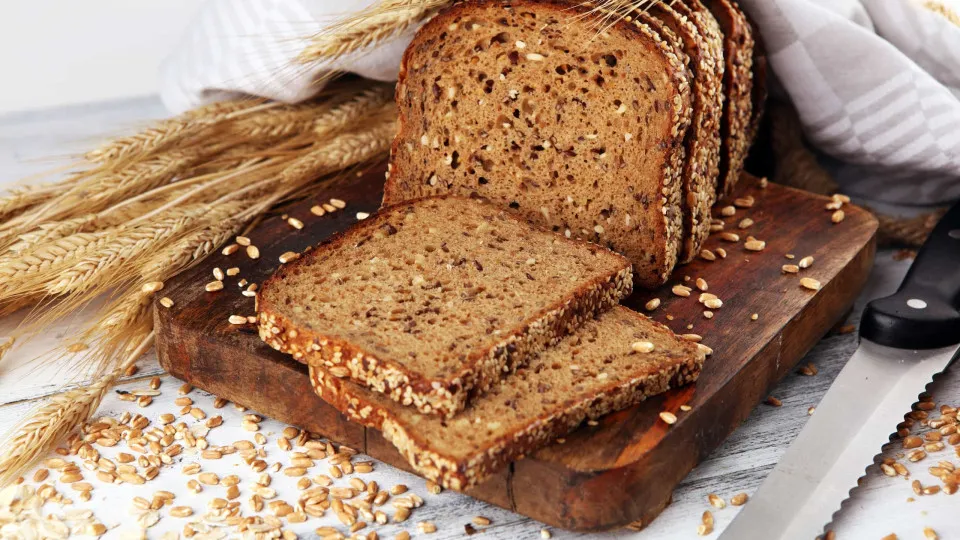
[0, 1, 205, 114]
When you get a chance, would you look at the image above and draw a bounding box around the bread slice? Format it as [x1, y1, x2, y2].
[309, 306, 705, 490]
[383, 0, 692, 288]
[704, 0, 755, 196]
[647, 2, 724, 263]
[257, 196, 633, 418]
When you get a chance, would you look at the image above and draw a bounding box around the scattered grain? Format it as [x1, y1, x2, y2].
[204, 281, 224, 292]
[672, 285, 692, 297]
[745, 240, 766, 251]
[799, 277, 821, 291]
[170, 506, 193, 518]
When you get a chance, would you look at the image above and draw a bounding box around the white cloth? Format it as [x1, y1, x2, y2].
[158, 0, 415, 113]
[159, 0, 960, 204]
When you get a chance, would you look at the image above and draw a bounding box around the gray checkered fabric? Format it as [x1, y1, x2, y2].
[159, 0, 960, 204]
[739, 0, 960, 203]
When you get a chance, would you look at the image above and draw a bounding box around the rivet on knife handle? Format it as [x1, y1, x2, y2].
[860, 201, 960, 350]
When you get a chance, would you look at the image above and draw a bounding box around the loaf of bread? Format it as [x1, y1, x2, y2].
[383, 0, 692, 288]
[309, 306, 705, 490]
[257, 196, 633, 418]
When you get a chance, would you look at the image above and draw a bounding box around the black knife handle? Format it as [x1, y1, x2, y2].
[860, 200, 960, 350]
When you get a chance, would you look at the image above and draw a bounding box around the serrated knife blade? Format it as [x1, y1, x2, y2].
[722, 200, 960, 540]
[720, 341, 957, 540]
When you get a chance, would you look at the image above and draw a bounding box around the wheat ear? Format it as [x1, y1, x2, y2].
[0, 182, 69, 222]
[298, 0, 449, 64]
[314, 85, 395, 137]
[0, 331, 154, 485]
[43, 205, 222, 297]
[84, 119, 215, 164]
[84, 98, 270, 164]
[282, 119, 397, 185]
[0, 204, 214, 303]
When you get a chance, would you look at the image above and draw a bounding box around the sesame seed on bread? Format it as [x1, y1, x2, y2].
[383, 0, 692, 288]
[257, 195, 633, 418]
[309, 306, 705, 490]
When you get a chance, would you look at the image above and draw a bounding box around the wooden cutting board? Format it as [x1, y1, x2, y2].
[154, 166, 877, 531]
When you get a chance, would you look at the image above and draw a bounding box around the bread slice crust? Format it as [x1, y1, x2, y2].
[309, 306, 705, 490]
[257, 196, 633, 418]
[647, 2, 724, 263]
[704, 0, 755, 196]
[383, 0, 692, 288]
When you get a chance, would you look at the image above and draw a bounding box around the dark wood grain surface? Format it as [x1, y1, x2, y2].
[154, 166, 878, 531]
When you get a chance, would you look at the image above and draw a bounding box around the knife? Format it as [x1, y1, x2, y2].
[721, 200, 960, 540]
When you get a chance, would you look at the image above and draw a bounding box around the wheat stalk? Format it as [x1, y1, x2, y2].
[5, 215, 99, 255]
[298, 0, 448, 64]
[227, 101, 337, 140]
[85, 119, 215, 164]
[1, 151, 204, 245]
[0, 182, 69, 223]
[182, 97, 269, 119]
[314, 85, 395, 137]
[85, 98, 273, 164]
[0, 205, 214, 303]
[0, 330, 154, 485]
[0, 86, 398, 480]
[282, 118, 397, 185]
[43, 206, 219, 297]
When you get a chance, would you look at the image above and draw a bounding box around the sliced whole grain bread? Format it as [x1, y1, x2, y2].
[258, 196, 633, 418]
[309, 306, 705, 490]
[704, 0, 755, 196]
[647, 2, 724, 263]
[383, 0, 692, 288]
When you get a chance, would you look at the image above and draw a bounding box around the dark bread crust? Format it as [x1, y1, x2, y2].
[747, 16, 768, 146]
[384, 0, 692, 289]
[704, 0, 755, 196]
[258, 195, 633, 418]
[308, 306, 705, 490]
[647, 1, 724, 263]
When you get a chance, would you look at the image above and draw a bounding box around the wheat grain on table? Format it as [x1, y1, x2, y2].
[0, 97, 956, 539]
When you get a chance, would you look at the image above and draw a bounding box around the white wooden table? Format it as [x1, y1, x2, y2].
[0, 98, 956, 539]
